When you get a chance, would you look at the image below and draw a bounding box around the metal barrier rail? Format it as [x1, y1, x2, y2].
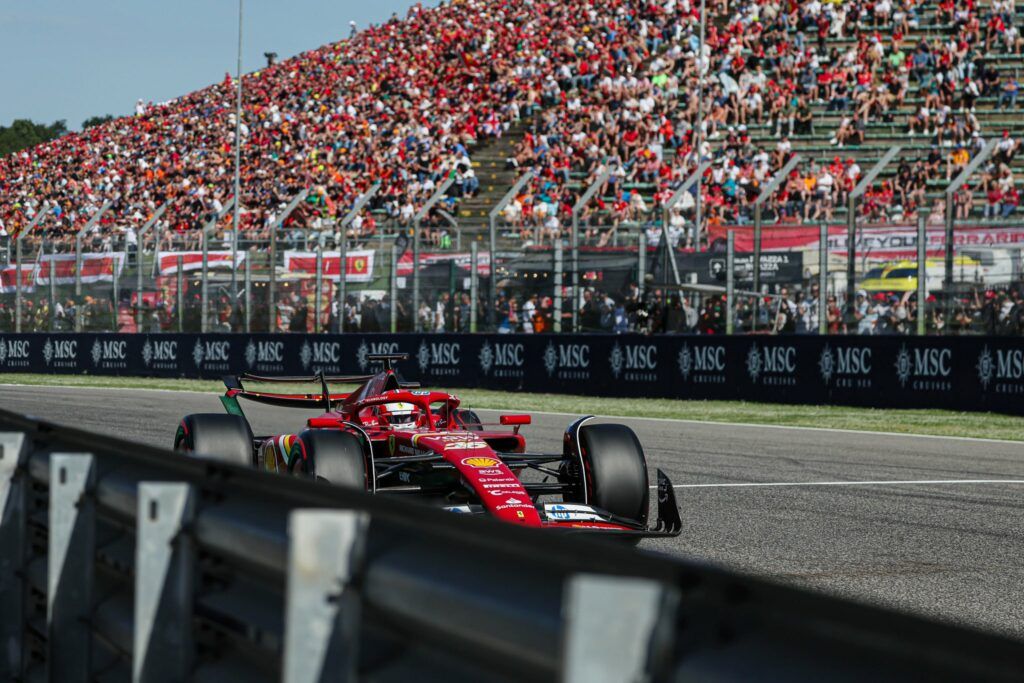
[0, 407, 1021, 682]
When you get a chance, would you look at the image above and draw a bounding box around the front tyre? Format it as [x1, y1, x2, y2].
[288, 430, 372, 490]
[174, 414, 254, 466]
[564, 423, 649, 526]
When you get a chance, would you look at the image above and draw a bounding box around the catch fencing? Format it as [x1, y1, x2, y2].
[0, 332, 1022, 415]
[1, 408, 1022, 681]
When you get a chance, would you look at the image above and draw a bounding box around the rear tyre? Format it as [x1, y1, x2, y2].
[455, 409, 483, 431]
[288, 430, 371, 490]
[564, 423, 649, 526]
[174, 414, 254, 466]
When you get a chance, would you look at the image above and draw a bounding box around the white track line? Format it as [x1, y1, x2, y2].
[648, 479, 1024, 490]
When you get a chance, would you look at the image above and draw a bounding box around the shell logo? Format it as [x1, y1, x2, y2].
[461, 456, 501, 469]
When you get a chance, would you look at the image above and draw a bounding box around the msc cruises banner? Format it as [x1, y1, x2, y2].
[0, 333, 1021, 415]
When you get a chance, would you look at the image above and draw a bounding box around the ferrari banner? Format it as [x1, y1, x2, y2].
[0, 264, 37, 293]
[396, 252, 491, 277]
[709, 223, 1024, 260]
[283, 250, 375, 282]
[157, 251, 246, 275]
[36, 253, 125, 285]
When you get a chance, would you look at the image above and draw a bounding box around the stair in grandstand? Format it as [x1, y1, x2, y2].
[458, 117, 534, 231]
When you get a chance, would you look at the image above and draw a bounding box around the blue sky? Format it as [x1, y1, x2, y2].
[0, 0, 419, 130]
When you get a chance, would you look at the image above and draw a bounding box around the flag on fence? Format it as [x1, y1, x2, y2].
[157, 251, 246, 275]
[395, 252, 491, 277]
[35, 253, 125, 285]
[0, 264, 37, 293]
[283, 250, 375, 282]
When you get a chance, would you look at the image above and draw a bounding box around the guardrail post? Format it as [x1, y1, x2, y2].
[133, 483, 196, 683]
[0, 433, 29, 678]
[561, 574, 678, 683]
[283, 510, 369, 683]
[48, 453, 96, 683]
[726, 231, 735, 334]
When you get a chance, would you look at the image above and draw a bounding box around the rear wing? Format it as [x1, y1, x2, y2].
[222, 369, 420, 411]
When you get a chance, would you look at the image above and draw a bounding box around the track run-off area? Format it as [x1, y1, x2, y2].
[3, 383, 1023, 638]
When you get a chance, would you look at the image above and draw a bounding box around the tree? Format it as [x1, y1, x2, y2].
[0, 119, 68, 157]
[82, 114, 114, 130]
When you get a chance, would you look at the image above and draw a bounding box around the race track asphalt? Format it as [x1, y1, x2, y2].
[2, 383, 1023, 639]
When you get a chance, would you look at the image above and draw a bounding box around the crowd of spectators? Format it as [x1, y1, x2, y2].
[496, 0, 1024, 245]
[1, 0, 575, 255]
[5, 0, 1024, 336]
[5, 0, 1022, 258]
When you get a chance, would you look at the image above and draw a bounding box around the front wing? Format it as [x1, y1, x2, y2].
[447, 469, 683, 539]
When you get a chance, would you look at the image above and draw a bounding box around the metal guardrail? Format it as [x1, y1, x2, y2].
[1, 408, 1022, 682]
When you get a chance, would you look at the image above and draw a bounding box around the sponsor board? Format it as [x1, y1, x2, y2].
[894, 344, 952, 392]
[246, 339, 286, 374]
[142, 337, 179, 371]
[677, 342, 727, 385]
[418, 340, 461, 377]
[479, 341, 525, 379]
[192, 339, 232, 373]
[977, 345, 1024, 395]
[301, 339, 343, 374]
[90, 338, 129, 370]
[745, 342, 798, 387]
[543, 341, 591, 381]
[0, 332, 1018, 416]
[819, 344, 873, 390]
[609, 342, 657, 382]
[0, 336, 32, 369]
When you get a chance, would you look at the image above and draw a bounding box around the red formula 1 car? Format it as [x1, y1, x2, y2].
[174, 354, 681, 539]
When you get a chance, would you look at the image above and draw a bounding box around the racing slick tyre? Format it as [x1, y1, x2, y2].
[565, 423, 649, 526]
[174, 414, 254, 466]
[455, 408, 483, 431]
[288, 429, 371, 490]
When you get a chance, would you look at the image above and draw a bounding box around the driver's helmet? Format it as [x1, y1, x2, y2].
[378, 402, 418, 426]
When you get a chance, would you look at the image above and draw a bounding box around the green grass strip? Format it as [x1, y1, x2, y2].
[1, 373, 1021, 442]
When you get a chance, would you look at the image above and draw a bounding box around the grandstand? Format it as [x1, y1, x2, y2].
[2, 0, 1024, 335]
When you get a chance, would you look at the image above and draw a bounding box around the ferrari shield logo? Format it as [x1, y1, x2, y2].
[388, 434, 396, 455]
